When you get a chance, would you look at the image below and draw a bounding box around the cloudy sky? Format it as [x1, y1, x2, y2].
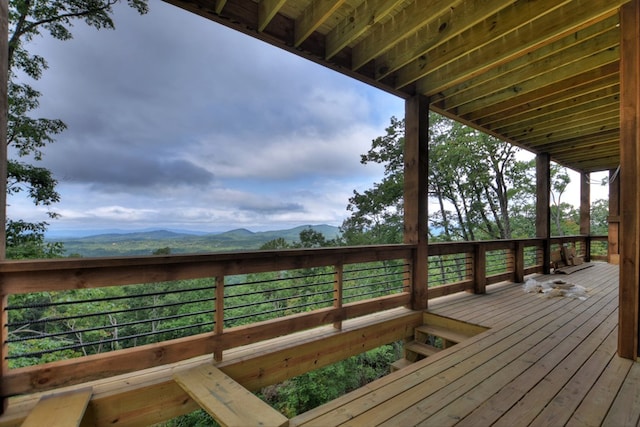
[10, 1, 607, 237]
[10, 1, 406, 236]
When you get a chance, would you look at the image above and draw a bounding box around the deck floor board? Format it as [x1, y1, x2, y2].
[291, 262, 638, 427]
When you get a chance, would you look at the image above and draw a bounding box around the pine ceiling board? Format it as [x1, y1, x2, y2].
[557, 155, 620, 172]
[531, 130, 620, 153]
[496, 101, 620, 137]
[483, 85, 619, 131]
[350, 0, 464, 71]
[518, 118, 620, 146]
[505, 113, 620, 145]
[471, 73, 620, 125]
[439, 27, 620, 112]
[413, 0, 622, 95]
[294, 0, 348, 46]
[374, 0, 514, 81]
[434, 15, 618, 107]
[325, 0, 405, 59]
[454, 50, 619, 119]
[551, 144, 620, 161]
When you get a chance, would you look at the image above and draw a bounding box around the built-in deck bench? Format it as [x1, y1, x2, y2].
[173, 364, 289, 427]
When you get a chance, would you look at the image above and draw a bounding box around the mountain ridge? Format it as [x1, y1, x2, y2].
[55, 224, 341, 257]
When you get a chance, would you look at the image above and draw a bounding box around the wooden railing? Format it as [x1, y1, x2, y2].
[0, 235, 602, 398]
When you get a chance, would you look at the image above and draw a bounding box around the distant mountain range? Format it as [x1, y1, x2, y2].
[53, 225, 342, 257]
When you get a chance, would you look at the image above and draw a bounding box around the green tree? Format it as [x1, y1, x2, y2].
[341, 117, 404, 245]
[6, 0, 149, 258]
[590, 198, 609, 235]
[342, 114, 536, 245]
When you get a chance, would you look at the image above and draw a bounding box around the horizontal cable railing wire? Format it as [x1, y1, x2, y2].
[223, 268, 337, 326]
[590, 239, 608, 258]
[486, 249, 513, 276]
[524, 245, 542, 268]
[5, 279, 216, 367]
[343, 261, 409, 303]
[427, 253, 470, 287]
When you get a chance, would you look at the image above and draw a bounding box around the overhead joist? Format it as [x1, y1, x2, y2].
[552, 146, 619, 163]
[411, 0, 623, 94]
[547, 142, 619, 160]
[434, 15, 619, 108]
[454, 46, 619, 118]
[324, 0, 404, 60]
[372, 0, 517, 80]
[565, 155, 620, 173]
[519, 117, 619, 146]
[294, 0, 348, 47]
[483, 84, 619, 131]
[258, 0, 288, 32]
[404, 0, 575, 91]
[439, 27, 620, 112]
[469, 72, 620, 125]
[456, 62, 619, 122]
[529, 129, 620, 153]
[498, 102, 620, 138]
[350, 0, 464, 71]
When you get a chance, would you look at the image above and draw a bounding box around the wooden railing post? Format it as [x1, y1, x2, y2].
[214, 276, 224, 362]
[473, 243, 486, 294]
[404, 94, 429, 310]
[536, 153, 552, 274]
[514, 241, 525, 283]
[619, 0, 640, 360]
[333, 263, 343, 330]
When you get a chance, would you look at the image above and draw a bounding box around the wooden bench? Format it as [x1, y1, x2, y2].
[174, 364, 289, 427]
[21, 387, 93, 427]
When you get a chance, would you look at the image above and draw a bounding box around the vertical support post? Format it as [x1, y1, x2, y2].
[473, 244, 486, 294]
[580, 172, 591, 261]
[608, 168, 621, 265]
[0, 0, 9, 414]
[514, 241, 525, 283]
[618, 0, 640, 360]
[214, 276, 224, 362]
[333, 263, 343, 330]
[536, 153, 551, 274]
[404, 95, 429, 310]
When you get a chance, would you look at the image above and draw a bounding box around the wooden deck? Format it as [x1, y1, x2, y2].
[290, 262, 640, 426]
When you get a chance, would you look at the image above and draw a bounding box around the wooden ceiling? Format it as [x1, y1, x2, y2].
[164, 0, 629, 173]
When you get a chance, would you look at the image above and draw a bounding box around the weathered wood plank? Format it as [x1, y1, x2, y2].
[567, 353, 634, 427]
[601, 361, 640, 426]
[353, 283, 618, 426]
[174, 365, 288, 427]
[21, 388, 92, 427]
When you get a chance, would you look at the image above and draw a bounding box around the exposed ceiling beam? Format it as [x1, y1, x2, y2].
[294, 0, 348, 47]
[373, 0, 515, 81]
[414, 0, 624, 95]
[350, 0, 463, 71]
[325, 0, 404, 59]
[259, 0, 288, 32]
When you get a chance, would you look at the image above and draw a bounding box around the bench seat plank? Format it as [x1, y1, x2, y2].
[21, 387, 92, 427]
[174, 364, 288, 427]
